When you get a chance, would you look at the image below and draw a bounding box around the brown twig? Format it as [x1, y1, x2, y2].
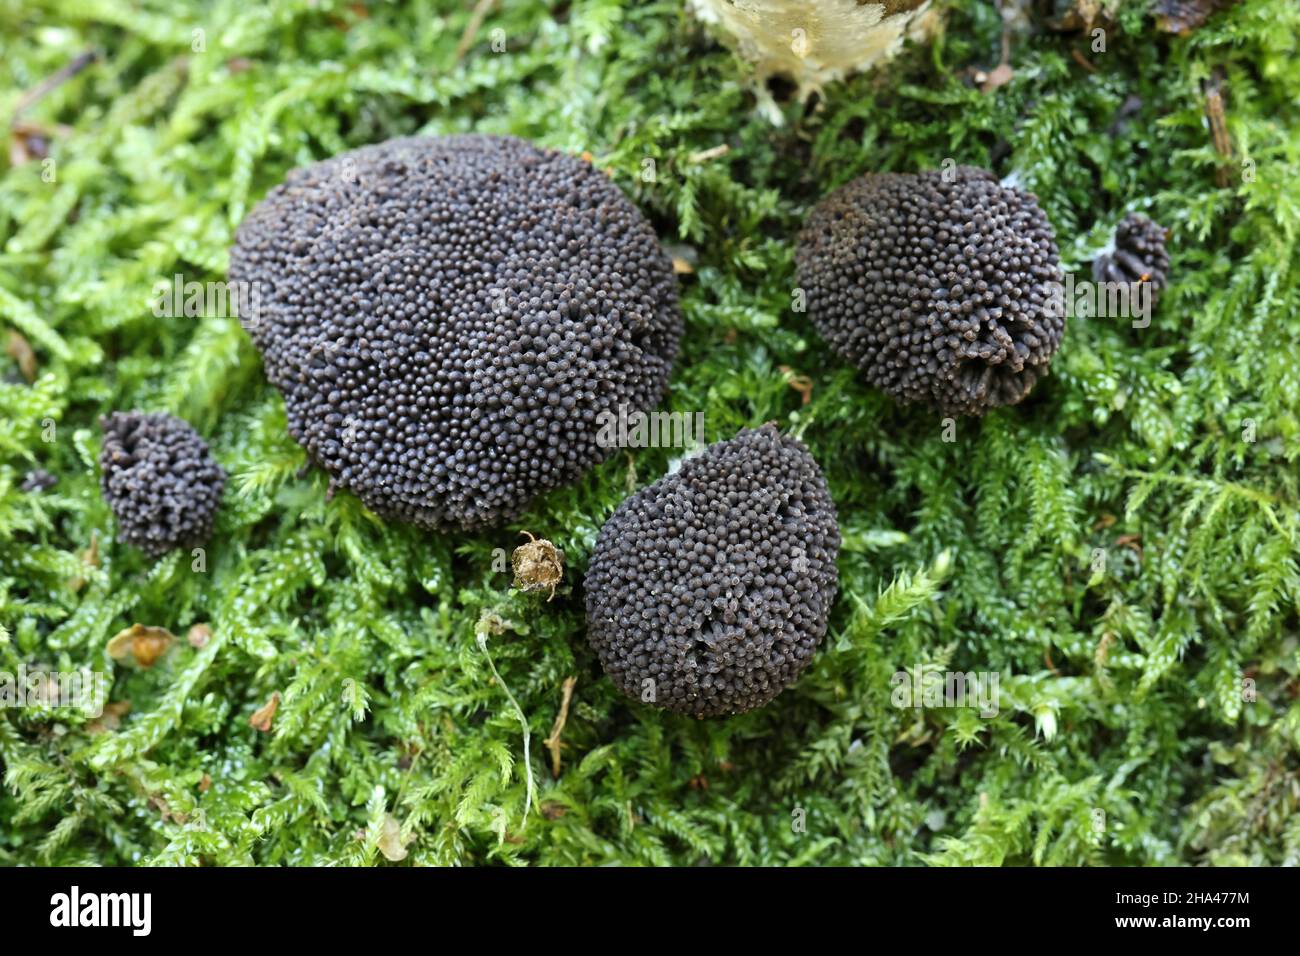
[1204, 68, 1233, 188]
[687, 143, 730, 164]
[454, 0, 498, 63]
[543, 676, 577, 777]
[973, 0, 1016, 94]
[13, 50, 98, 118]
[779, 365, 814, 405]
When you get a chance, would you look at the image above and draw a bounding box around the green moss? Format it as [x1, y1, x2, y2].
[1, 0, 1298, 866]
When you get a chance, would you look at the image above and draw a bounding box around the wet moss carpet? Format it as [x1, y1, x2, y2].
[1, 0, 1298, 864]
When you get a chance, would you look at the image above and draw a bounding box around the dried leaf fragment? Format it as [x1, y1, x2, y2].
[378, 814, 412, 862]
[977, 62, 1014, 94]
[106, 623, 174, 668]
[5, 330, 37, 382]
[249, 691, 280, 732]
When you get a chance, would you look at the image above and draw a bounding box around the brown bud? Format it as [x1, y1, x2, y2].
[512, 531, 565, 601]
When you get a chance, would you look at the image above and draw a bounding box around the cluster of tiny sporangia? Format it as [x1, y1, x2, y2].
[795, 165, 1065, 417]
[1093, 212, 1170, 292]
[584, 424, 840, 718]
[19, 468, 57, 493]
[98, 411, 226, 558]
[230, 134, 682, 531]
